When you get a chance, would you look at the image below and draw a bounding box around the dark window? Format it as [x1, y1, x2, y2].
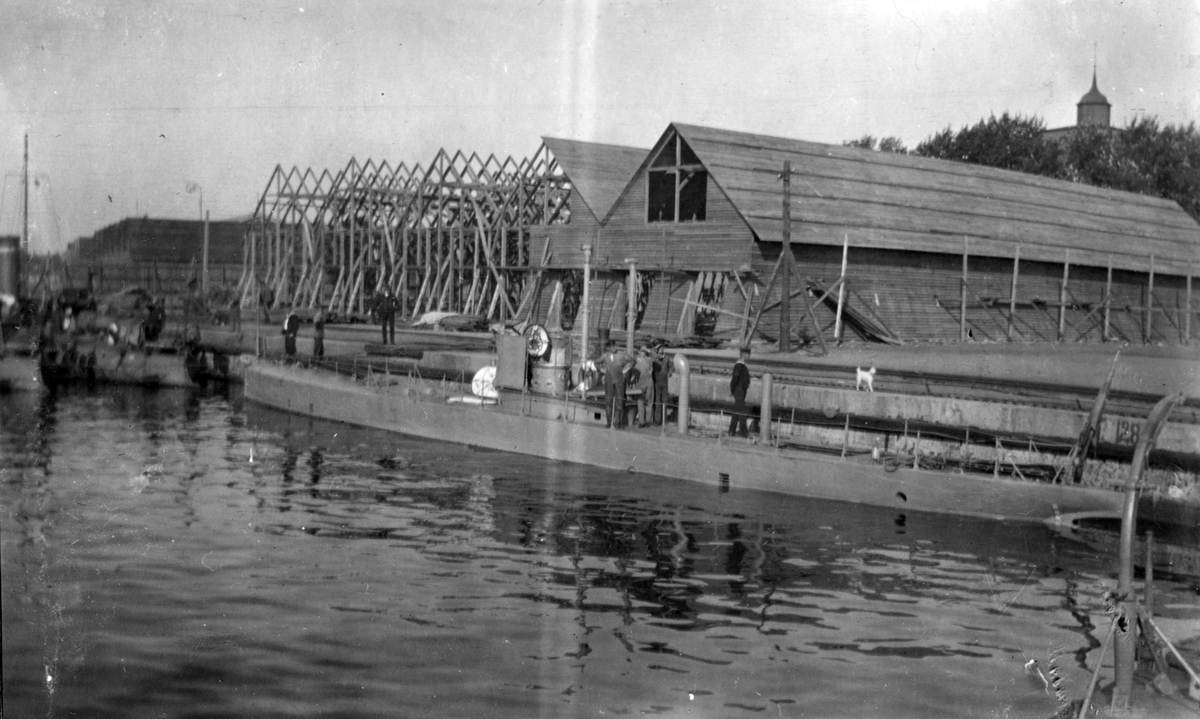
[646, 133, 707, 224]
[678, 170, 707, 222]
[647, 170, 675, 223]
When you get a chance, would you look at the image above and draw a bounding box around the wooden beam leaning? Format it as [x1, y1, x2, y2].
[960, 237, 969, 342]
[1187, 267, 1193, 344]
[834, 233, 848, 344]
[744, 252, 785, 345]
[1145, 254, 1155, 344]
[1007, 244, 1020, 342]
[783, 251, 828, 356]
[1058, 249, 1070, 342]
[1104, 255, 1113, 342]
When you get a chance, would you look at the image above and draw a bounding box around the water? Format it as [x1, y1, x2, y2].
[3, 386, 1197, 718]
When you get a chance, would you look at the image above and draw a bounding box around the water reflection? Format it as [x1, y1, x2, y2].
[1, 387, 1197, 719]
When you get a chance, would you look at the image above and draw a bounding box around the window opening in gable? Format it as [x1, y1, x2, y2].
[678, 170, 707, 222]
[647, 171, 675, 223]
[647, 133, 707, 224]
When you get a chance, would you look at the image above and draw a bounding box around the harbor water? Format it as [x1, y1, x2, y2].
[2, 386, 1198, 718]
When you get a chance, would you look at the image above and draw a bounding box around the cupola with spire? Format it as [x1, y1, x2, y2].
[1077, 67, 1111, 127]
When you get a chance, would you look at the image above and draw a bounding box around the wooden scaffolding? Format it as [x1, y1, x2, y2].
[237, 144, 570, 320]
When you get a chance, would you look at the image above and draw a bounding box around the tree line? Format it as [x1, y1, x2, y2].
[844, 113, 1200, 223]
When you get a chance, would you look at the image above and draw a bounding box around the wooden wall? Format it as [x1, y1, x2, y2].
[591, 172, 755, 272]
[719, 242, 1200, 346]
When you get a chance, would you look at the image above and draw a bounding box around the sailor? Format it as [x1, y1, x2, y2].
[600, 341, 633, 429]
[729, 346, 751, 437]
[377, 291, 396, 345]
[282, 311, 300, 358]
[632, 346, 655, 427]
[144, 299, 166, 342]
[312, 307, 326, 358]
[652, 343, 671, 425]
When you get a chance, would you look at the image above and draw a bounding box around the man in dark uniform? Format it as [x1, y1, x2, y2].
[312, 307, 326, 358]
[283, 311, 300, 359]
[144, 299, 166, 342]
[652, 343, 671, 425]
[729, 346, 751, 437]
[600, 341, 633, 429]
[378, 291, 396, 345]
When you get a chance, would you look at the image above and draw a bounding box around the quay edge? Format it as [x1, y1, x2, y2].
[244, 360, 1126, 524]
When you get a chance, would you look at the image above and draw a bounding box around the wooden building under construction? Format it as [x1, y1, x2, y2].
[535, 123, 1200, 349]
[238, 144, 575, 322]
[241, 122, 1200, 349]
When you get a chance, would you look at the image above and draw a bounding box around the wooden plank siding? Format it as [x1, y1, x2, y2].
[535, 217, 599, 269]
[539, 122, 1199, 345]
[541, 137, 647, 225]
[675, 123, 1195, 232]
[597, 171, 756, 272]
[671, 123, 1200, 277]
[534, 138, 647, 270]
[723, 243, 1184, 345]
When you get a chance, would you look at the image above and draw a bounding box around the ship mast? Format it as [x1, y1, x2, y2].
[21, 133, 29, 254]
[21, 133, 29, 297]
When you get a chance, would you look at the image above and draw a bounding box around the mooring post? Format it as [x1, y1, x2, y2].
[841, 413, 850, 458]
[1112, 392, 1182, 711]
[580, 243, 592, 371]
[759, 372, 773, 445]
[625, 259, 637, 355]
[674, 353, 690, 435]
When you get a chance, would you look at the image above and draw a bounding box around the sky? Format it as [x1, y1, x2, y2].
[1, 0, 1197, 254]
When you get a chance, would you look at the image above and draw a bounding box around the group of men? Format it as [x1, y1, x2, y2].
[596, 341, 672, 429]
[280, 307, 326, 359]
[593, 342, 753, 434]
[278, 288, 399, 359]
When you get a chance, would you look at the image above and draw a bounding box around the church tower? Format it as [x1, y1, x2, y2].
[1076, 67, 1111, 127]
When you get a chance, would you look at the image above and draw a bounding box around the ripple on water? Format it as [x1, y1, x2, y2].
[3, 387, 1197, 719]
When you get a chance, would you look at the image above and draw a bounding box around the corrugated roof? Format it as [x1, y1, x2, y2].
[664, 123, 1200, 275]
[542, 137, 647, 223]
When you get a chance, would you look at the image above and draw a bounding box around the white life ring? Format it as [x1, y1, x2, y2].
[471, 365, 498, 399]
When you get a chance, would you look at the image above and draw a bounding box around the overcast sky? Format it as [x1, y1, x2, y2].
[1, 0, 1197, 254]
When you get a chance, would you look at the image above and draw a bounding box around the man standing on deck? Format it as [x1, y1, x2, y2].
[632, 346, 655, 427]
[283, 311, 300, 359]
[729, 346, 751, 437]
[377, 291, 396, 345]
[652, 343, 671, 425]
[600, 341, 633, 429]
[312, 307, 326, 358]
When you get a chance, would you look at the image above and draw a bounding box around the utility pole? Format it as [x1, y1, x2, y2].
[779, 161, 792, 353]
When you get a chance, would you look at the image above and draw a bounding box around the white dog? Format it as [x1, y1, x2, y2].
[855, 366, 876, 392]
